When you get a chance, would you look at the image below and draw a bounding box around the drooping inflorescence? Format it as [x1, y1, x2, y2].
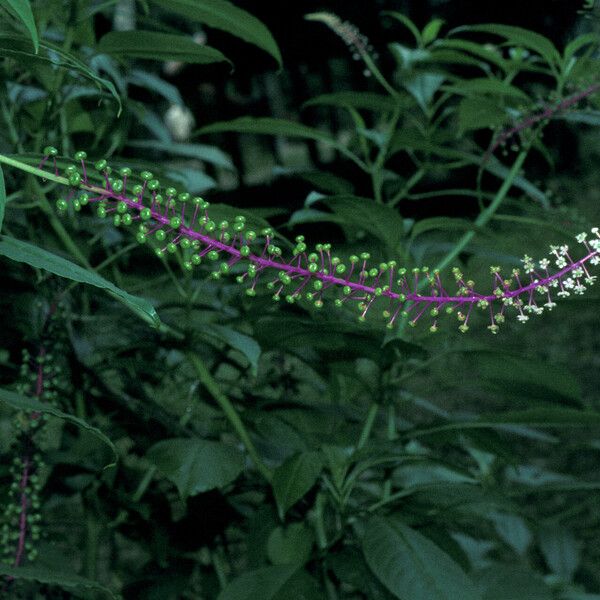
[34, 147, 600, 333]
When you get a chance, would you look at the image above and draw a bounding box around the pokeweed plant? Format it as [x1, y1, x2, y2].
[1, 2, 600, 599]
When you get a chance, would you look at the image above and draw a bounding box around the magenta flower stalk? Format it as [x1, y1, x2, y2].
[3, 149, 599, 332]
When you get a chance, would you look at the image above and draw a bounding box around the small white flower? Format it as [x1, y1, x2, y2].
[576, 233, 588, 243]
[557, 290, 570, 298]
[555, 257, 567, 268]
[559, 245, 569, 256]
[544, 301, 556, 310]
[539, 258, 550, 269]
[563, 278, 575, 289]
[517, 314, 529, 323]
[574, 284, 586, 295]
[585, 275, 597, 285]
[592, 227, 599, 235]
[592, 256, 600, 266]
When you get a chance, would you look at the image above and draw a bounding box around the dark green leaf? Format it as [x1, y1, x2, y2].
[217, 565, 325, 600]
[0, 165, 5, 233]
[203, 324, 261, 376]
[538, 526, 580, 581]
[422, 18, 445, 45]
[363, 517, 482, 600]
[127, 140, 234, 170]
[444, 78, 531, 101]
[97, 31, 231, 65]
[320, 195, 405, 253]
[266, 523, 314, 566]
[0, 564, 117, 598]
[146, 438, 244, 498]
[198, 116, 335, 143]
[150, 0, 282, 67]
[473, 564, 552, 600]
[0, 388, 118, 468]
[303, 92, 399, 112]
[0, 34, 121, 111]
[0, 236, 161, 328]
[272, 451, 322, 518]
[451, 24, 561, 71]
[1, 0, 39, 52]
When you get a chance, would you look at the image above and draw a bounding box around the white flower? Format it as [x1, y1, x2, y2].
[555, 257, 567, 268]
[563, 278, 575, 289]
[585, 275, 597, 285]
[576, 232, 588, 243]
[574, 284, 586, 295]
[557, 290, 570, 298]
[544, 301, 556, 310]
[559, 245, 569, 256]
[517, 314, 529, 323]
[539, 258, 550, 269]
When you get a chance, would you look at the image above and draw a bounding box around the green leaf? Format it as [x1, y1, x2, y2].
[538, 526, 580, 581]
[127, 139, 234, 170]
[489, 512, 531, 556]
[363, 517, 482, 600]
[0, 388, 118, 469]
[0, 34, 121, 112]
[203, 324, 261, 376]
[445, 78, 531, 101]
[198, 116, 335, 143]
[197, 117, 362, 165]
[272, 451, 322, 519]
[146, 438, 244, 499]
[474, 352, 581, 404]
[382, 11, 422, 45]
[0, 235, 161, 328]
[410, 217, 477, 240]
[303, 92, 399, 112]
[404, 73, 446, 111]
[422, 18, 445, 46]
[458, 96, 511, 133]
[0, 564, 117, 599]
[1, 0, 39, 52]
[472, 564, 552, 600]
[150, 0, 282, 68]
[451, 24, 561, 72]
[97, 31, 231, 65]
[266, 523, 314, 566]
[0, 165, 5, 233]
[217, 565, 325, 600]
[319, 195, 405, 253]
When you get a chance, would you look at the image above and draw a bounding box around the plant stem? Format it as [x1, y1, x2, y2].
[423, 148, 528, 284]
[356, 403, 379, 450]
[187, 352, 273, 482]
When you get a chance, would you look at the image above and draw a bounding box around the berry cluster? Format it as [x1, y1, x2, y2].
[1, 309, 66, 577]
[34, 147, 600, 332]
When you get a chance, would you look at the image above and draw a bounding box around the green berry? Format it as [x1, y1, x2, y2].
[43, 146, 58, 157]
[68, 172, 81, 186]
[140, 170, 153, 181]
[95, 159, 108, 171]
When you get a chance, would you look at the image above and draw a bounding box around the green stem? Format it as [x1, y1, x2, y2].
[389, 166, 426, 207]
[356, 403, 379, 450]
[423, 149, 529, 285]
[132, 465, 157, 503]
[187, 352, 273, 482]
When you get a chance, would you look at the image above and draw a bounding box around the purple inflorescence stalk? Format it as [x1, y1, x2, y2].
[487, 82, 600, 158]
[47, 152, 600, 332]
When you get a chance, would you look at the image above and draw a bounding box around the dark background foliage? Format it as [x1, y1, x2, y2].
[0, 0, 600, 598]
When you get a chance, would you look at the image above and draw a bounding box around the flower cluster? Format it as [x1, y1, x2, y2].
[39, 148, 600, 333]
